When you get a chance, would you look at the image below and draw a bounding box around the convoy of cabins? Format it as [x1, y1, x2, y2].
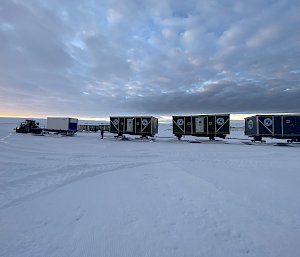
[15, 114, 300, 143]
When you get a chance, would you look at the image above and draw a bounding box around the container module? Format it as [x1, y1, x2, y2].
[245, 114, 300, 143]
[173, 114, 230, 140]
[78, 124, 110, 132]
[47, 117, 78, 134]
[110, 116, 158, 137]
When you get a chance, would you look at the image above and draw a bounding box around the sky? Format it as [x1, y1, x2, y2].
[0, 0, 300, 119]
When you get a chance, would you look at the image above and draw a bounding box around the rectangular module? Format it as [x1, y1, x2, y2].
[173, 114, 230, 140]
[245, 114, 300, 142]
[47, 117, 78, 133]
[110, 116, 158, 137]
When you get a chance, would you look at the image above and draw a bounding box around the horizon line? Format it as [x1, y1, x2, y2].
[2, 113, 298, 121]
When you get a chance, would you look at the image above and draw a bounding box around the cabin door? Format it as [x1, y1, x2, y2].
[127, 118, 134, 132]
[195, 117, 204, 133]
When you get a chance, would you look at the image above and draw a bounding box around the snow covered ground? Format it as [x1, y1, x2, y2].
[1, 118, 300, 257]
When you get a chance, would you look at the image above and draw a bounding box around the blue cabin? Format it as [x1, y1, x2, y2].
[245, 115, 300, 143]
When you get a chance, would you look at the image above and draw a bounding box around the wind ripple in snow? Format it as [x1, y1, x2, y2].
[0, 161, 147, 210]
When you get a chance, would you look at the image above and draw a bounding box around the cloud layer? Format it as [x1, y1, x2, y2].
[1, 0, 300, 117]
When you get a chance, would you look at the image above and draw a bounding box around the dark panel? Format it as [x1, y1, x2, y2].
[258, 116, 273, 136]
[215, 115, 230, 134]
[135, 117, 142, 133]
[69, 123, 78, 131]
[152, 118, 159, 134]
[110, 117, 119, 133]
[273, 116, 282, 136]
[191, 116, 196, 134]
[173, 116, 185, 134]
[119, 117, 125, 134]
[141, 117, 152, 134]
[185, 116, 192, 134]
[245, 117, 257, 136]
[207, 116, 215, 134]
[283, 116, 300, 135]
[203, 116, 208, 133]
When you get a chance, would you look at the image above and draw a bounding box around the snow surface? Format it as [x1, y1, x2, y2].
[1, 118, 300, 257]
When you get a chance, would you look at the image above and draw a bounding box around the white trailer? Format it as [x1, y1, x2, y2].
[47, 117, 78, 134]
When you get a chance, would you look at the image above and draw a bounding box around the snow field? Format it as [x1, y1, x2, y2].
[0, 119, 300, 257]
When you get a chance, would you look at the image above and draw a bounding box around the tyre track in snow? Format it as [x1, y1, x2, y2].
[0, 161, 149, 210]
[0, 133, 12, 144]
[0, 133, 160, 210]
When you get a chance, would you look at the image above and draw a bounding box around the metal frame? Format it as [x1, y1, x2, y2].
[110, 116, 158, 137]
[173, 114, 230, 139]
[245, 114, 300, 142]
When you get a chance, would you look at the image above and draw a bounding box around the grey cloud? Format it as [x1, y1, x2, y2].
[0, 0, 300, 117]
[126, 79, 300, 115]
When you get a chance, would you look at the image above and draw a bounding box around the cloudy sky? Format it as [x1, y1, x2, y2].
[0, 0, 300, 118]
